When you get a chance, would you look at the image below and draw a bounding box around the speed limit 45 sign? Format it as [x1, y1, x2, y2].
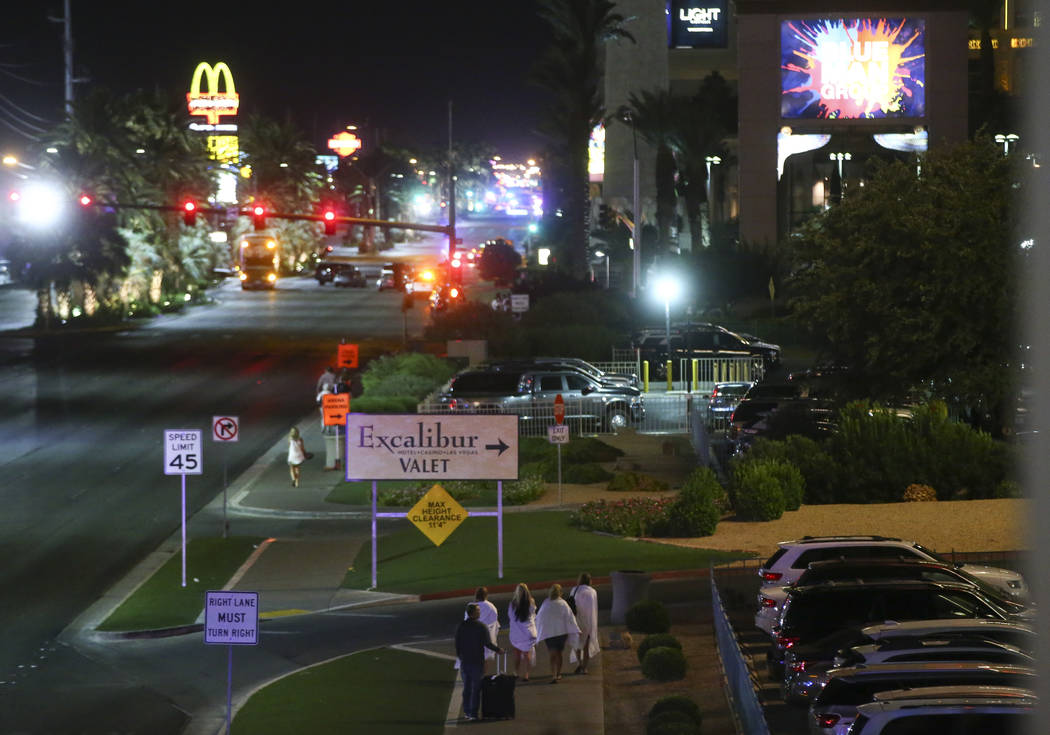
[165, 429, 203, 475]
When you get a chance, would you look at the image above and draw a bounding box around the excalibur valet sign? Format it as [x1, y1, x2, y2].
[346, 414, 518, 587]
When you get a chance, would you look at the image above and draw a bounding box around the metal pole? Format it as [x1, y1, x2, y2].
[605, 255, 610, 289]
[181, 475, 187, 588]
[497, 481, 504, 579]
[371, 481, 378, 589]
[632, 146, 641, 297]
[557, 445, 563, 506]
[222, 450, 228, 539]
[63, 0, 74, 116]
[225, 645, 233, 735]
[448, 100, 456, 263]
[665, 300, 672, 391]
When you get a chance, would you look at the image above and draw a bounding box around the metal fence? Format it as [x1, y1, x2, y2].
[416, 394, 696, 437]
[710, 567, 771, 735]
[600, 356, 764, 394]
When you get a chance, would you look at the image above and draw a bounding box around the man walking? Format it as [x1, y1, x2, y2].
[456, 602, 503, 721]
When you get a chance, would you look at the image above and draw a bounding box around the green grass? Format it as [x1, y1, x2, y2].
[232, 648, 454, 735]
[99, 537, 265, 631]
[326, 480, 420, 505]
[343, 510, 744, 594]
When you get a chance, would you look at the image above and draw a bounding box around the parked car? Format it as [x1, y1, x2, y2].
[731, 397, 837, 452]
[858, 619, 1037, 653]
[768, 580, 1011, 680]
[485, 357, 639, 389]
[809, 666, 1035, 734]
[707, 381, 753, 428]
[437, 367, 644, 432]
[848, 684, 1035, 735]
[757, 536, 1028, 602]
[631, 322, 780, 378]
[332, 265, 367, 287]
[755, 558, 1033, 637]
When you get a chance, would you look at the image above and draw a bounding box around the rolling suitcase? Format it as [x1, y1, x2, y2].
[481, 653, 516, 719]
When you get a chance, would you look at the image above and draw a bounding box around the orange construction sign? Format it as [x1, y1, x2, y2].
[338, 343, 359, 369]
[322, 393, 350, 426]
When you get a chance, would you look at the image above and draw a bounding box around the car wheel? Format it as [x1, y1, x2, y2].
[605, 404, 629, 432]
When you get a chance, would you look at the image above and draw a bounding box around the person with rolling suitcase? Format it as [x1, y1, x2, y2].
[480, 651, 517, 720]
[455, 602, 504, 722]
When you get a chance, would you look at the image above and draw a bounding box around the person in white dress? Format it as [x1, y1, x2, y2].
[470, 587, 500, 671]
[570, 572, 600, 674]
[535, 584, 580, 683]
[507, 583, 538, 681]
[287, 427, 306, 487]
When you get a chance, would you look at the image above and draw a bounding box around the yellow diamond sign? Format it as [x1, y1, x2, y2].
[408, 484, 467, 546]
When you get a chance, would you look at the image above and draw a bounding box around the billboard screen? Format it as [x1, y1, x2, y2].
[781, 18, 925, 120]
[669, 1, 728, 48]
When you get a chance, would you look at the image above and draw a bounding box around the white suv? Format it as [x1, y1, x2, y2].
[848, 685, 1036, 734]
[757, 536, 1027, 601]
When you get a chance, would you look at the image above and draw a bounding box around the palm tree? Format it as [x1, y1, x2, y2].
[626, 90, 678, 251]
[532, 0, 634, 278]
[239, 115, 324, 269]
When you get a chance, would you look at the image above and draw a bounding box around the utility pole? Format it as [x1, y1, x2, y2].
[447, 100, 456, 263]
[48, 0, 76, 116]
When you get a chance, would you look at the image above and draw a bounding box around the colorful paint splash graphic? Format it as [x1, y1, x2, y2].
[781, 18, 925, 119]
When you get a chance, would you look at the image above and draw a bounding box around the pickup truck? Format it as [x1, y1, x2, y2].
[435, 368, 644, 432]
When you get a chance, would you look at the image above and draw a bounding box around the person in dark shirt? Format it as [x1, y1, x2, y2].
[455, 602, 503, 720]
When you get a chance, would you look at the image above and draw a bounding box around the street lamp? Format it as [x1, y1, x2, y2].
[594, 250, 609, 288]
[829, 152, 851, 179]
[654, 275, 681, 365]
[994, 133, 1019, 155]
[618, 106, 640, 298]
[705, 155, 722, 243]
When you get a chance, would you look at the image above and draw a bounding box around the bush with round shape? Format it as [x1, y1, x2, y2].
[649, 695, 702, 728]
[765, 459, 805, 511]
[636, 633, 682, 664]
[659, 467, 723, 537]
[625, 600, 670, 634]
[732, 461, 786, 521]
[646, 711, 700, 735]
[641, 646, 687, 681]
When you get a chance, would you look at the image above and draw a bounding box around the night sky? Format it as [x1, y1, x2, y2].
[1, 1, 551, 159]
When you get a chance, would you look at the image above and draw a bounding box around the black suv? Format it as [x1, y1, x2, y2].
[769, 581, 1010, 678]
[631, 323, 780, 378]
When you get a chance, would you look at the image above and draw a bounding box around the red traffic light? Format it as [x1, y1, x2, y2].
[322, 209, 337, 236]
[78, 194, 93, 207]
[181, 200, 198, 226]
[252, 204, 266, 231]
[8, 191, 20, 202]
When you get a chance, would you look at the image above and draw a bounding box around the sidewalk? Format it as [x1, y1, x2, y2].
[74, 410, 731, 735]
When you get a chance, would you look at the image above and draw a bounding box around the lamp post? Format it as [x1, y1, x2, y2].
[829, 152, 851, 180]
[994, 133, 1019, 155]
[654, 275, 680, 366]
[594, 250, 609, 288]
[704, 155, 722, 245]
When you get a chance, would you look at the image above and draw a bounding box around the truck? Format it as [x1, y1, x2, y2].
[237, 232, 280, 290]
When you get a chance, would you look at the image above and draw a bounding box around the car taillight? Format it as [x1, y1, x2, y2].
[761, 571, 782, 582]
[760, 597, 777, 608]
[814, 713, 840, 728]
[776, 633, 800, 649]
[789, 660, 806, 673]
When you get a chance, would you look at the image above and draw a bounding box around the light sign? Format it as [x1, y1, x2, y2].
[668, 1, 728, 48]
[588, 123, 605, 180]
[207, 135, 239, 164]
[187, 62, 239, 125]
[781, 18, 926, 120]
[328, 131, 363, 157]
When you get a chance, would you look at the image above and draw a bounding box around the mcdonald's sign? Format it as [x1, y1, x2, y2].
[187, 62, 239, 125]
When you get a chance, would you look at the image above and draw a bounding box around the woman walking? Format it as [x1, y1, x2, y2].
[508, 583, 538, 681]
[287, 427, 306, 487]
[535, 584, 580, 683]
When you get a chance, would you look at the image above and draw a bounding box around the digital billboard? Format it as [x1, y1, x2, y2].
[668, 1, 728, 48]
[781, 18, 925, 120]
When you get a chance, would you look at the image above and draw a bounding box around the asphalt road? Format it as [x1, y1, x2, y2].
[0, 277, 427, 732]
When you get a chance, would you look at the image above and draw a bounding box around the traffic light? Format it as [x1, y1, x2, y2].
[322, 209, 336, 236]
[181, 200, 197, 226]
[78, 193, 94, 207]
[252, 204, 266, 231]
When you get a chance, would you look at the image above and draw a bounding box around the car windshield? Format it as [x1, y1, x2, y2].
[448, 373, 524, 395]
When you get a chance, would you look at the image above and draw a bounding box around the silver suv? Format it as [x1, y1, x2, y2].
[849, 685, 1035, 734]
[757, 536, 1028, 601]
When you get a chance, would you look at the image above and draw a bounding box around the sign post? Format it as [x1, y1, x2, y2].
[212, 416, 239, 538]
[346, 414, 518, 587]
[205, 590, 259, 735]
[164, 429, 202, 587]
[552, 394, 567, 505]
[337, 342, 359, 370]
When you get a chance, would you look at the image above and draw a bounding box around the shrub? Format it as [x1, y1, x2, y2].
[649, 695, 702, 728]
[562, 437, 624, 463]
[378, 480, 482, 506]
[641, 646, 687, 681]
[765, 460, 805, 511]
[361, 352, 456, 396]
[738, 435, 836, 504]
[569, 497, 673, 537]
[519, 437, 555, 465]
[503, 473, 546, 504]
[659, 467, 723, 537]
[902, 483, 938, 502]
[647, 710, 700, 735]
[732, 461, 786, 521]
[350, 395, 420, 413]
[563, 463, 614, 484]
[637, 633, 682, 664]
[608, 471, 669, 493]
[366, 372, 442, 401]
[993, 479, 1022, 499]
[626, 600, 671, 634]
